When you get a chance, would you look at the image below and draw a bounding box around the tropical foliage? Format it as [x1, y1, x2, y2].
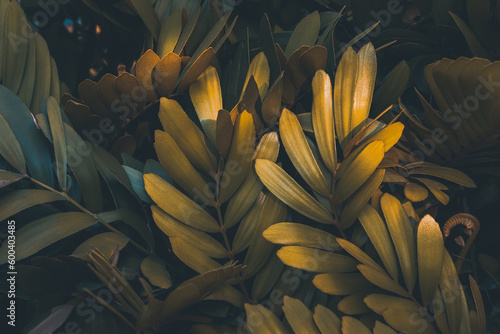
[0, 0, 498, 333]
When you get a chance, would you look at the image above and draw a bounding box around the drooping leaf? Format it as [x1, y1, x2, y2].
[0, 212, 96, 264]
[0, 189, 64, 222]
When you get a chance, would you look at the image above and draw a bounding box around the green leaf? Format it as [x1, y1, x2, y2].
[0, 114, 25, 173]
[259, 13, 282, 83]
[0, 189, 64, 222]
[64, 124, 103, 213]
[285, 11, 320, 58]
[128, 0, 160, 40]
[31, 34, 51, 115]
[0, 169, 25, 188]
[98, 209, 154, 250]
[0, 212, 96, 264]
[180, 12, 231, 80]
[46, 97, 67, 191]
[0, 85, 54, 186]
[450, 12, 489, 58]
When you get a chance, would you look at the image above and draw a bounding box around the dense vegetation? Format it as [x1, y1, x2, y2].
[0, 0, 499, 333]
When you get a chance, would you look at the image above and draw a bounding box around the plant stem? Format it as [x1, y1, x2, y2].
[28, 176, 153, 256]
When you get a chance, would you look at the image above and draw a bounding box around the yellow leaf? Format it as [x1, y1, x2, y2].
[280, 108, 330, 197]
[154, 130, 214, 205]
[439, 250, 462, 334]
[417, 215, 444, 307]
[358, 264, 409, 298]
[263, 222, 340, 250]
[351, 43, 377, 133]
[312, 70, 336, 172]
[334, 141, 384, 205]
[157, 9, 182, 57]
[232, 196, 265, 254]
[151, 206, 227, 258]
[255, 159, 334, 224]
[155, 52, 181, 97]
[283, 296, 320, 334]
[469, 275, 486, 334]
[245, 303, 289, 334]
[358, 205, 399, 281]
[169, 237, 220, 274]
[364, 294, 421, 316]
[359, 122, 405, 152]
[414, 177, 449, 205]
[341, 316, 371, 334]
[159, 98, 216, 174]
[404, 182, 429, 202]
[381, 193, 417, 292]
[240, 52, 270, 101]
[313, 273, 372, 295]
[373, 321, 398, 334]
[337, 291, 371, 315]
[189, 66, 222, 145]
[334, 47, 357, 144]
[313, 304, 341, 334]
[340, 169, 385, 229]
[336, 238, 385, 274]
[277, 246, 358, 273]
[382, 308, 438, 334]
[136, 50, 160, 102]
[251, 254, 284, 302]
[412, 166, 476, 188]
[219, 111, 256, 203]
[144, 173, 219, 232]
[243, 194, 286, 279]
